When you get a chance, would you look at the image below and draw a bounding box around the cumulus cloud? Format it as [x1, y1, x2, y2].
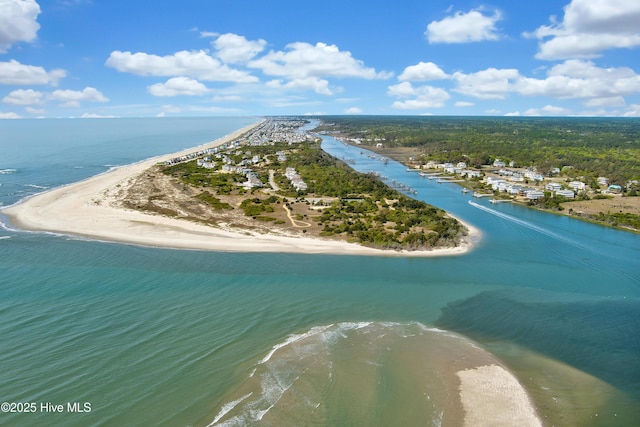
[2, 88, 44, 105]
[530, 0, 640, 59]
[0, 60, 66, 85]
[455, 101, 474, 107]
[344, 107, 362, 114]
[0, 0, 40, 52]
[516, 60, 640, 100]
[148, 77, 209, 97]
[398, 61, 448, 82]
[426, 8, 502, 44]
[452, 68, 520, 99]
[524, 105, 573, 116]
[212, 33, 267, 64]
[0, 111, 21, 119]
[388, 82, 450, 109]
[266, 77, 333, 95]
[249, 42, 389, 80]
[49, 87, 108, 107]
[105, 50, 258, 83]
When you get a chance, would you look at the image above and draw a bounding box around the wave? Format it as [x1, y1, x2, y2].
[0, 235, 10, 240]
[207, 322, 525, 426]
[24, 184, 49, 190]
[0, 169, 17, 174]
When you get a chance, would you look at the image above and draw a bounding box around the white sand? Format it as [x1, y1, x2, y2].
[457, 364, 543, 427]
[1, 122, 480, 256]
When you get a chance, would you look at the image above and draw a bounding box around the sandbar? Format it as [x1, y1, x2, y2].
[1, 122, 480, 256]
[457, 364, 542, 427]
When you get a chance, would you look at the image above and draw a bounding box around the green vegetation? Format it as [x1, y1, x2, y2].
[317, 116, 640, 185]
[196, 191, 233, 210]
[159, 138, 466, 250]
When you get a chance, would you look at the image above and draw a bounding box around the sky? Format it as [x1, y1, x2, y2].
[1, 0, 640, 118]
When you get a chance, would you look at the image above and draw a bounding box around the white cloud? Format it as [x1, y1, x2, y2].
[623, 104, 640, 117]
[0, 60, 66, 85]
[0, 0, 40, 52]
[516, 60, 640, 100]
[148, 77, 209, 97]
[455, 101, 474, 107]
[388, 82, 450, 109]
[344, 107, 362, 114]
[398, 61, 448, 82]
[49, 87, 108, 107]
[105, 50, 258, 83]
[212, 33, 267, 64]
[249, 42, 389, 80]
[2, 88, 44, 105]
[584, 96, 625, 108]
[0, 111, 21, 119]
[524, 105, 572, 116]
[453, 68, 520, 99]
[530, 0, 640, 59]
[426, 8, 502, 44]
[266, 77, 333, 95]
[25, 106, 45, 114]
[387, 82, 416, 98]
[80, 113, 118, 118]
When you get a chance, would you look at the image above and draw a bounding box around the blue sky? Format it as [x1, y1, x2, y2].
[1, 0, 640, 118]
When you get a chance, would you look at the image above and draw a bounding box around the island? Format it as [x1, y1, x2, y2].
[1, 118, 478, 256]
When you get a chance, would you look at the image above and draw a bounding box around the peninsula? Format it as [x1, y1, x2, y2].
[317, 115, 640, 233]
[2, 118, 478, 256]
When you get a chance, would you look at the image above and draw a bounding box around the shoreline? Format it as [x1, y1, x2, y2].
[1, 122, 480, 257]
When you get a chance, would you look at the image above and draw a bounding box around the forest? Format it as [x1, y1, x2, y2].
[316, 116, 640, 185]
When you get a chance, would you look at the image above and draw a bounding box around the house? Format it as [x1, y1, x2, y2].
[545, 182, 562, 192]
[569, 181, 586, 191]
[608, 184, 623, 193]
[525, 190, 545, 200]
[461, 170, 481, 178]
[555, 189, 575, 198]
[597, 177, 609, 186]
[493, 159, 506, 167]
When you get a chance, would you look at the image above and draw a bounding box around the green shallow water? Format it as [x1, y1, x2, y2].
[1, 118, 639, 426]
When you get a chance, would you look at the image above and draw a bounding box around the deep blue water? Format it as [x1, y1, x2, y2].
[0, 117, 638, 426]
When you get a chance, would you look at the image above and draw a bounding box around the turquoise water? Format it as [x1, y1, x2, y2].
[0, 118, 638, 426]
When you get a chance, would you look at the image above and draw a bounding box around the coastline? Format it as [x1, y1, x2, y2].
[1, 122, 479, 257]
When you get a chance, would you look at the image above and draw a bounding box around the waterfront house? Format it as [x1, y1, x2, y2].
[556, 189, 575, 198]
[525, 190, 545, 200]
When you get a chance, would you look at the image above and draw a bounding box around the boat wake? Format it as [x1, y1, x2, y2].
[468, 200, 590, 251]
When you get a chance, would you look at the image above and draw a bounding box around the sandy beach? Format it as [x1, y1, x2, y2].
[1, 122, 480, 256]
[457, 364, 543, 427]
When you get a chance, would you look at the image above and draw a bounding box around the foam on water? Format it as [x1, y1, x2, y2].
[208, 322, 531, 426]
[0, 169, 17, 174]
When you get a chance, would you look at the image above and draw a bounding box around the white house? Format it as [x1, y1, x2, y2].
[569, 181, 586, 191]
[526, 190, 545, 200]
[556, 189, 575, 198]
[545, 182, 562, 191]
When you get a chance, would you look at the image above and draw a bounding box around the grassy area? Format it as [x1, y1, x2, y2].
[158, 139, 467, 250]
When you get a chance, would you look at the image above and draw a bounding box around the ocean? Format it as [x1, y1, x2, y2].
[0, 117, 638, 426]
